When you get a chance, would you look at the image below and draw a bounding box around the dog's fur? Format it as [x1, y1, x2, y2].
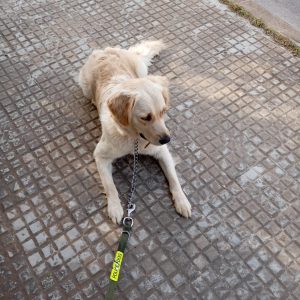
[79, 40, 191, 223]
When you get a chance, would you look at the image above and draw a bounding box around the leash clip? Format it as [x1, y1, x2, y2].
[123, 203, 135, 228]
[127, 203, 136, 217]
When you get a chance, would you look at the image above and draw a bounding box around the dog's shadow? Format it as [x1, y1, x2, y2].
[113, 154, 170, 210]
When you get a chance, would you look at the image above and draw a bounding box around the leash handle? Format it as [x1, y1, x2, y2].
[107, 220, 133, 300]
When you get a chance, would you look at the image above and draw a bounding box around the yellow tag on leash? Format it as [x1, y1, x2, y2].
[110, 251, 124, 282]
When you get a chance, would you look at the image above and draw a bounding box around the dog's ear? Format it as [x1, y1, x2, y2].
[108, 94, 135, 126]
[148, 75, 170, 107]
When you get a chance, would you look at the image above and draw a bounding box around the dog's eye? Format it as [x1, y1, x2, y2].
[141, 114, 152, 121]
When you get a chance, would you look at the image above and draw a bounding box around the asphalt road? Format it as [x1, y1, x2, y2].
[233, 0, 300, 44]
[256, 0, 300, 30]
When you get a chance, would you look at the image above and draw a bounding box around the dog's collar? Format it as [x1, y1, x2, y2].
[139, 133, 150, 149]
[139, 133, 146, 140]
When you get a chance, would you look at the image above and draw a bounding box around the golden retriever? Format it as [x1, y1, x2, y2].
[79, 40, 191, 223]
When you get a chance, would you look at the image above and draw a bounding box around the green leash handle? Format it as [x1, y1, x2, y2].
[106, 220, 132, 300]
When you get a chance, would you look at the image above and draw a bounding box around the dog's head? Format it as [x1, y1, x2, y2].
[108, 76, 170, 146]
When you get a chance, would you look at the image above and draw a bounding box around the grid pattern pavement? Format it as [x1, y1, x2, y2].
[0, 0, 300, 299]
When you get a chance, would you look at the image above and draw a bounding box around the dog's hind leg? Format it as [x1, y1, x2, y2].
[79, 50, 105, 99]
[128, 40, 166, 67]
[78, 68, 92, 99]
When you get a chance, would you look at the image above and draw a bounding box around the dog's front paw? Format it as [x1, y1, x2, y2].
[174, 193, 192, 218]
[107, 201, 124, 224]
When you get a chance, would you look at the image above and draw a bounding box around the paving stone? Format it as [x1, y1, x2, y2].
[28, 253, 42, 268]
[61, 279, 76, 294]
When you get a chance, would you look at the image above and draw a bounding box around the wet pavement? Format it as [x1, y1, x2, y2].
[0, 0, 300, 299]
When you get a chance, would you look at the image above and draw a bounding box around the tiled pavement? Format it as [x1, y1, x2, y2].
[0, 0, 300, 299]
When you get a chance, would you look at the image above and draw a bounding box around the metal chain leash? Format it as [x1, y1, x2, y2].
[107, 140, 140, 299]
[123, 139, 139, 226]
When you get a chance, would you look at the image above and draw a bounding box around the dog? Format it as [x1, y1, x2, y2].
[79, 40, 191, 224]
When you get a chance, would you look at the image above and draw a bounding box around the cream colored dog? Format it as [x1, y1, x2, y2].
[79, 40, 191, 223]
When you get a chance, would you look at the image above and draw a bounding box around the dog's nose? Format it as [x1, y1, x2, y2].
[159, 135, 171, 145]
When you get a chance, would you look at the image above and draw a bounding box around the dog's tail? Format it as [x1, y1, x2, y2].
[129, 40, 166, 67]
